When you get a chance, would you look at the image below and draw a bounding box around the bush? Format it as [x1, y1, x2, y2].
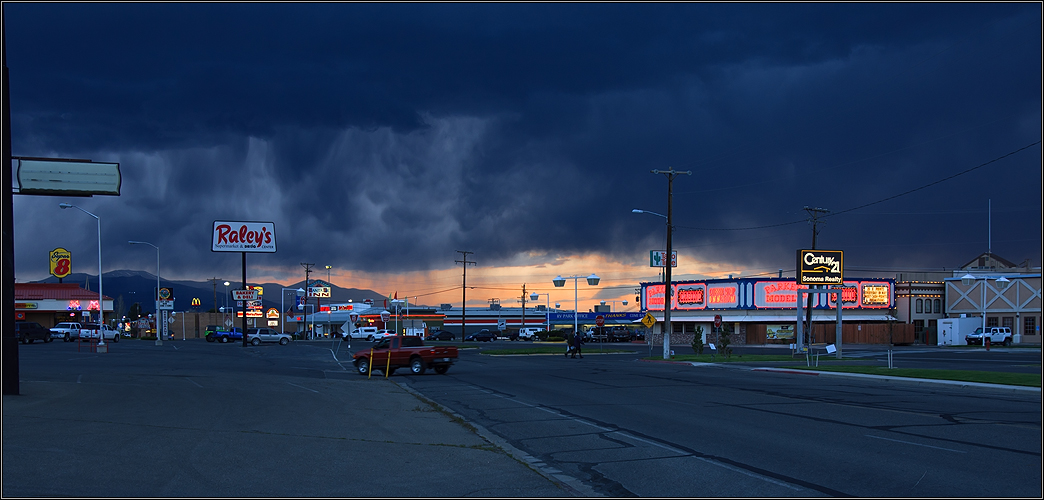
[691, 325, 704, 355]
[717, 324, 733, 359]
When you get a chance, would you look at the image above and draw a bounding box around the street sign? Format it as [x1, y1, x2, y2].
[349, 312, 360, 324]
[497, 319, 507, 330]
[265, 308, 280, 319]
[224, 318, 233, 327]
[232, 289, 259, 301]
[650, 250, 678, 267]
[158, 299, 174, 310]
[714, 314, 722, 328]
[595, 315, 605, 327]
[641, 313, 656, 328]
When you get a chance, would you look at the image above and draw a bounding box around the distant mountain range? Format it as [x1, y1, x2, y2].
[34, 270, 392, 316]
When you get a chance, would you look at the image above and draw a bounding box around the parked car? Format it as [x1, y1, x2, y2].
[966, 326, 1013, 346]
[374, 329, 397, 340]
[342, 326, 379, 341]
[246, 328, 292, 345]
[518, 328, 544, 341]
[15, 321, 53, 344]
[207, 327, 244, 343]
[464, 329, 496, 342]
[79, 324, 121, 342]
[425, 330, 455, 341]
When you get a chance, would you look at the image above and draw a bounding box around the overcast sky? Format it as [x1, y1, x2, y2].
[6, 3, 1042, 309]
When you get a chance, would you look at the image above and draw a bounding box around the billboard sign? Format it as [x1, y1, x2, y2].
[650, 250, 678, 267]
[16, 158, 122, 196]
[49, 247, 72, 278]
[308, 286, 331, 298]
[212, 221, 277, 252]
[797, 249, 843, 285]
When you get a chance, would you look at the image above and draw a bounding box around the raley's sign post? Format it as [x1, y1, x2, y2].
[212, 221, 277, 346]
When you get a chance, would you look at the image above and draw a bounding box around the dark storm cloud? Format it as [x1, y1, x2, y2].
[6, 2, 1041, 282]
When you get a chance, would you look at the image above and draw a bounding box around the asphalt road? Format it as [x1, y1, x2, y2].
[401, 342, 1042, 497]
[4, 338, 1040, 498]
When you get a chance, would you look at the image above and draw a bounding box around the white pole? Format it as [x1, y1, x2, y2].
[97, 214, 104, 345]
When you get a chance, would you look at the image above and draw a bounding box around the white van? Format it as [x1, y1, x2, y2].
[343, 326, 378, 341]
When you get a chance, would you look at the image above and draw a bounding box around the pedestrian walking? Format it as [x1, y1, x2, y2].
[571, 330, 584, 358]
[565, 330, 575, 357]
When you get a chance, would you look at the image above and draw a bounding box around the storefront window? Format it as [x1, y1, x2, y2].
[1024, 316, 1036, 336]
[933, 299, 941, 314]
[915, 299, 922, 314]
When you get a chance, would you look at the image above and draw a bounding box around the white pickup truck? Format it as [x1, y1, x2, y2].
[965, 326, 1013, 346]
[50, 322, 83, 342]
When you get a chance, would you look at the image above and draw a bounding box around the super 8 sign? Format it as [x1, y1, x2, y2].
[50, 247, 72, 278]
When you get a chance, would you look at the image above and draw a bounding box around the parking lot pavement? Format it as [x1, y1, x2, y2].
[1, 340, 570, 497]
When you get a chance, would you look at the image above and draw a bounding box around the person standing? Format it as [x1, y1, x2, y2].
[565, 329, 575, 357]
[571, 329, 584, 358]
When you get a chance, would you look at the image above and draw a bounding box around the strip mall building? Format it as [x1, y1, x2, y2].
[640, 277, 904, 346]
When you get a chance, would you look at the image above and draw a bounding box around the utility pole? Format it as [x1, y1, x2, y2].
[802, 206, 829, 350]
[301, 263, 314, 339]
[455, 251, 475, 339]
[520, 283, 527, 336]
[652, 168, 691, 360]
[208, 277, 220, 315]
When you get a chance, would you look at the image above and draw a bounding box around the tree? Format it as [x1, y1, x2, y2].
[127, 302, 143, 321]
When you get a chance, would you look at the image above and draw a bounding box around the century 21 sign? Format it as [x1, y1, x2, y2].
[796, 249, 843, 285]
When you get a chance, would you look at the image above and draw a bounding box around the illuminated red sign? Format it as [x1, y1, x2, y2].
[707, 284, 738, 308]
[675, 284, 706, 310]
[645, 284, 667, 310]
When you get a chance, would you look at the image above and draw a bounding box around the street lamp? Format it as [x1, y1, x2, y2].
[530, 292, 551, 334]
[634, 206, 674, 360]
[961, 274, 1011, 337]
[281, 287, 305, 336]
[128, 240, 161, 345]
[391, 299, 404, 335]
[600, 299, 629, 312]
[552, 274, 600, 338]
[60, 203, 105, 345]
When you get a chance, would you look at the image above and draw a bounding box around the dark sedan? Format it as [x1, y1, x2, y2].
[425, 330, 455, 341]
[15, 321, 53, 344]
[463, 329, 496, 342]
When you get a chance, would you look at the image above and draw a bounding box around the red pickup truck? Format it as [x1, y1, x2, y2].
[354, 335, 458, 376]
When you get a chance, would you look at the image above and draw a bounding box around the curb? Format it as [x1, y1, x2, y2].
[395, 383, 600, 497]
[749, 367, 1041, 391]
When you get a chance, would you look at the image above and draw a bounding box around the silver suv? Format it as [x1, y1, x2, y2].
[966, 326, 1012, 346]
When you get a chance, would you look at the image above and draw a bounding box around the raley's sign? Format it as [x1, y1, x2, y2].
[212, 221, 277, 253]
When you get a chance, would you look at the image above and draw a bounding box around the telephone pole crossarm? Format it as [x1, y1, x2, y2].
[455, 251, 476, 339]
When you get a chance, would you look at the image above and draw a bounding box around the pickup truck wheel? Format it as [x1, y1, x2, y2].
[251, 338, 261, 346]
[356, 358, 370, 375]
[410, 358, 426, 375]
[206, 335, 215, 342]
[367, 335, 375, 341]
[434, 365, 449, 375]
[219, 336, 228, 343]
[64, 334, 71, 342]
[279, 337, 289, 345]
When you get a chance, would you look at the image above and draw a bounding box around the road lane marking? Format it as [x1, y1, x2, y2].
[287, 382, 319, 393]
[865, 434, 965, 453]
[184, 378, 203, 388]
[76, 374, 82, 384]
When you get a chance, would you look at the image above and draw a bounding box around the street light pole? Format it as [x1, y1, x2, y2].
[129, 240, 160, 345]
[530, 292, 550, 334]
[553, 274, 600, 338]
[60, 203, 105, 345]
